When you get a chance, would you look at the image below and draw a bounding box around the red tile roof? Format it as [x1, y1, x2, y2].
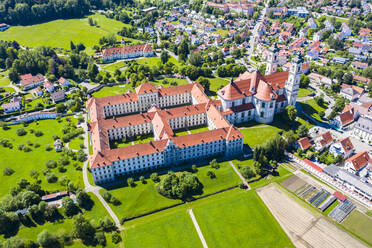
[298, 137, 312, 150]
[20, 74, 45, 86]
[217, 71, 289, 102]
[304, 159, 323, 172]
[333, 192, 346, 202]
[339, 110, 354, 126]
[339, 137, 353, 153]
[102, 44, 153, 57]
[346, 151, 370, 171]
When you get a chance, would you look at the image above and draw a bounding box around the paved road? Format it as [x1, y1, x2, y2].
[81, 115, 122, 230]
[188, 209, 209, 248]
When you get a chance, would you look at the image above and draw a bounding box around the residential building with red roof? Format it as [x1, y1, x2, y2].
[102, 44, 154, 62]
[330, 108, 355, 129]
[329, 137, 354, 159]
[217, 47, 303, 124]
[87, 82, 244, 184]
[340, 84, 364, 101]
[314, 131, 333, 151]
[297, 137, 312, 150]
[19, 74, 45, 90]
[345, 151, 371, 177]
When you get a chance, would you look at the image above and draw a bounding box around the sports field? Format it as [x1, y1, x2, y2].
[0, 14, 133, 53]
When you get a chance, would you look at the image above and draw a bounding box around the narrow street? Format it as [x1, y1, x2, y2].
[81, 114, 123, 230]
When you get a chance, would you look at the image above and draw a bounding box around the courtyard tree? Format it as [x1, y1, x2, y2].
[241, 166, 255, 179]
[62, 197, 78, 217]
[157, 171, 202, 200]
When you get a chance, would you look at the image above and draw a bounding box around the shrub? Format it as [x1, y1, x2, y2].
[139, 176, 145, 184]
[45, 160, 57, 169]
[23, 146, 32, 152]
[111, 232, 122, 244]
[45, 173, 58, 183]
[79, 143, 85, 149]
[34, 130, 43, 137]
[241, 166, 255, 179]
[18, 144, 25, 151]
[150, 173, 159, 182]
[34, 142, 40, 148]
[3, 167, 15, 176]
[45, 145, 52, 151]
[102, 191, 112, 202]
[191, 165, 197, 173]
[127, 177, 134, 187]
[16, 128, 27, 136]
[207, 170, 215, 179]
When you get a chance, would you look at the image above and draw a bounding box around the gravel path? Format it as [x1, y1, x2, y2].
[188, 209, 209, 248]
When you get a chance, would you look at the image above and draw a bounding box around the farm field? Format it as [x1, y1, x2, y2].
[257, 184, 369, 248]
[0, 117, 84, 197]
[0, 14, 132, 54]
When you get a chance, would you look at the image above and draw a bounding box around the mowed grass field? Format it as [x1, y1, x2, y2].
[342, 210, 372, 246]
[123, 189, 293, 248]
[239, 124, 284, 147]
[103, 161, 241, 220]
[193, 190, 294, 248]
[123, 211, 203, 248]
[0, 117, 84, 197]
[0, 14, 130, 53]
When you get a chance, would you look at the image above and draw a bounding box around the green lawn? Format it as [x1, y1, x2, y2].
[104, 160, 240, 220]
[92, 78, 188, 98]
[214, 29, 228, 37]
[123, 211, 203, 248]
[0, 117, 84, 197]
[1, 86, 15, 93]
[0, 76, 10, 87]
[208, 77, 230, 95]
[174, 126, 210, 136]
[342, 210, 372, 246]
[193, 190, 294, 248]
[239, 123, 284, 147]
[101, 61, 127, 72]
[68, 136, 84, 150]
[249, 166, 293, 189]
[136, 56, 181, 68]
[298, 88, 314, 97]
[0, 14, 130, 53]
[300, 99, 328, 122]
[101, 181, 182, 221]
[92, 84, 133, 98]
[1, 193, 122, 247]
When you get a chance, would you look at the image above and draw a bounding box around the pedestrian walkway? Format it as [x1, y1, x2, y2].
[188, 209, 208, 248]
[228, 161, 250, 189]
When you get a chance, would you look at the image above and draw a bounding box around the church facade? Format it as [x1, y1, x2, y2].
[217, 48, 303, 124]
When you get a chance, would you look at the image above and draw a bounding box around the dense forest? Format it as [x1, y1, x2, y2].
[0, 0, 133, 25]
